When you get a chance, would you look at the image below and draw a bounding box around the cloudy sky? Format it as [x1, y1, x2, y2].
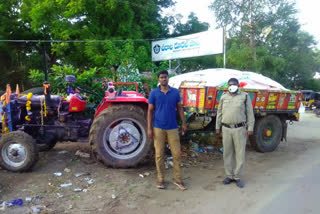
[163, 0, 320, 47]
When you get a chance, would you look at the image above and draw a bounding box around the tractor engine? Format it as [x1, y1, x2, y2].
[16, 93, 92, 143]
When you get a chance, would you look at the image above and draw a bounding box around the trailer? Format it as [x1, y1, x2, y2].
[179, 81, 302, 152]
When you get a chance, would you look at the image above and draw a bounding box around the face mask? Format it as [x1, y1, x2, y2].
[228, 85, 238, 93]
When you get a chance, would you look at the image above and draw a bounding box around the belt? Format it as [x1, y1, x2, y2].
[222, 122, 246, 128]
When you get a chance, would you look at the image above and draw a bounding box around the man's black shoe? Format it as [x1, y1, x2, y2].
[235, 179, 244, 188]
[222, 177, 233, 185]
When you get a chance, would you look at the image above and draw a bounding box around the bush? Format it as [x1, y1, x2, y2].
[29, 65, 107, 104]
[28, 60, 175, 103]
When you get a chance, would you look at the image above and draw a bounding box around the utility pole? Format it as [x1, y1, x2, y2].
[223, 27, 226, 68]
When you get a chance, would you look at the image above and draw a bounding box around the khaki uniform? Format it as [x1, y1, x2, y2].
[216, 91, 255, 180]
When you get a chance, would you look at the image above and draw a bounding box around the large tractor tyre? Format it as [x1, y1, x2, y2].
[249, 115, 283, 153]
[0, 131, 39, 172]
[89, 104, 151, 168]
[22, 87, 44, 95]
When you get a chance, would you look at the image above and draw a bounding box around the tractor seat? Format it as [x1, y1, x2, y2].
[18, 95, 62, 108]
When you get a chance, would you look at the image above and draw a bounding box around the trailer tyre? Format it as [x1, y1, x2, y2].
[89, 105, 151, 168]
[0, 131, 39, 172]
[250, 115, 282, 152]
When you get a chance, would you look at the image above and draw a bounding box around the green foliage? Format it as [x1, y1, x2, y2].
[28, 61, 167, 103]
[306, 79, 320, 91]
[141, 72, 159, 91]
[172, 12, 209, 37]
[217, 41, 253, 69]
[174, 56, 218, 73]
[28, 69, 45, 85]
[2, 0, 320, 94]
[1, 0, 175, 90]
[0, 0, 46, 90]
[210, 0, 320, 90]
[29, 65, 106, 103]
[19, 0, 174, 69]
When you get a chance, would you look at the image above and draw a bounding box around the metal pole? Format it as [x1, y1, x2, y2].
[223, 27, 226, 68]
[169, 59, 171, 73]
[42, 45, 48, 81]
[176, 59, 181, 74]
[41, 44, 52, 108]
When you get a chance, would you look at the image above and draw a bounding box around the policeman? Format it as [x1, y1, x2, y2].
[216, 78, 255, 188]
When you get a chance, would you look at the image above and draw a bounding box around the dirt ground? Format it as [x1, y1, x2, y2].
[0, 112, 319, 214]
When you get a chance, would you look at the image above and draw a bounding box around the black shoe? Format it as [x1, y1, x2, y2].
[222, 177, 233, 185]
[235, 179, 244, 188]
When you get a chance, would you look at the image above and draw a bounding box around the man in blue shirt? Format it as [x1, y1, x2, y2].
[148, 70, 187, 190]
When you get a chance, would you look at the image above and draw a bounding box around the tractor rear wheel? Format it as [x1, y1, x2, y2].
[0, 131, 39, 172]
[89, 105, 151, 168]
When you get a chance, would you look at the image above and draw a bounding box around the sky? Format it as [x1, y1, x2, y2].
[163, 0, 320, 48]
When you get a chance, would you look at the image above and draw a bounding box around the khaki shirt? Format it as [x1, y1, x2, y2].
[216, 91, 255, 132]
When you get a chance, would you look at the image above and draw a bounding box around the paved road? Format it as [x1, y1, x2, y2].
[256, 112, 320, 214]
[135, 112, 320, 214]
[259, 162, 320, 214]
[1, 112, 319, 214]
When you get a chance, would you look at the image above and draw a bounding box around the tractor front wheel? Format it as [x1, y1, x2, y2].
[0, 131, 39, 172]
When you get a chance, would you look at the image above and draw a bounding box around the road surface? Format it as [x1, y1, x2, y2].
[0, 112, 319, 214]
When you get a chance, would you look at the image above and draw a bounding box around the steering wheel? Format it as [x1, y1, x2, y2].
[76, 86, 100, 97]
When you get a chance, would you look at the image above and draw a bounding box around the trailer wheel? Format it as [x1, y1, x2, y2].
[0, 131, 39, 172]
[89, 105, 151, 168]
[250, 115, 282, 152]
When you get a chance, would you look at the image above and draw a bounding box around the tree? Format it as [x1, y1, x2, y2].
[215, 28, 319, 90]
[165, 12, 216, 73]
[0, 0, 44, 89]
[20, 0, 175, 68]
[210, 0, 297, 61]
[0, 0, 176, 90]
[210, 0, 320, 90]
[172, 12, 209, 37]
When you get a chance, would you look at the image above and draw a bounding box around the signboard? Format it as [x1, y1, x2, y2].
[151, 29, 223, 62]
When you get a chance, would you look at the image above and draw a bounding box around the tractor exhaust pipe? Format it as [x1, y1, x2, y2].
[42, 45, 52, 107]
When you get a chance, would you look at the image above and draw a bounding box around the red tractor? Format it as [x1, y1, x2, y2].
[0, 76, 151, 172]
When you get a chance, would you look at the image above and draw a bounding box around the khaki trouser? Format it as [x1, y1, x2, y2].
[222, 126, 247, 180]
[153, 127, 181, 183]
